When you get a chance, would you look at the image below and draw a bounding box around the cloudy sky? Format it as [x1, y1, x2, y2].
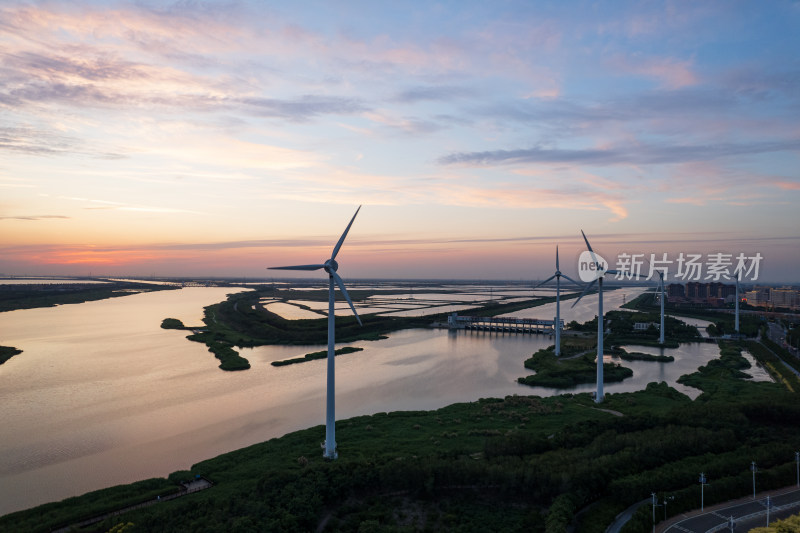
[1, 1, 798, 282]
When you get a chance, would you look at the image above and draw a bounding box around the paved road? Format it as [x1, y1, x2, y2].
[661, 487, 800, 533]
[606, 499, 649, 533]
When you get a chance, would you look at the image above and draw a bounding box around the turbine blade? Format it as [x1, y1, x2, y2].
[581, 230, 600, 270]
[571, 279, 596, 308]
[331, 205, 361, 261]
[332, 271, 362, 326]
[561, 274, 582, 285]
[533, 274, 557, 289]
[556, 245, 560, 270]
[268, 264, 325, 271]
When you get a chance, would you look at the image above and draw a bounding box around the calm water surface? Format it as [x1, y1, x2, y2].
[0, 286, 721, 516]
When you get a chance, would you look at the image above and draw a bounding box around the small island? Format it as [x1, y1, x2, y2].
[0, 345, 22, 364]
[517, 346, 633, 388]
[160, 318, 186, 329]
[613, 348, 674, 363]
[272, 346, 364, 367]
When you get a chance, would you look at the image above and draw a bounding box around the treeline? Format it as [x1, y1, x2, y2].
[0, 281, 177, 312]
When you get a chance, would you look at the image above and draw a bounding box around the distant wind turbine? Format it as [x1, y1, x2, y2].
[269, 206, 362, 460]
[533, 246, 582, 356]
[642, 257, 667, 345]
[572, 230, 623, 403]
[735, 272, 741, 335]
[655, 270, 666, 345]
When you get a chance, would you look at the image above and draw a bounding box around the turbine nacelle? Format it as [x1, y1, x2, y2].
[324, 259, 339, 274]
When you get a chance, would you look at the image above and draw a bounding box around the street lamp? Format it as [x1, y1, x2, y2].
[699, 473, 709, 511]
[651, 492, 662, 533]
[751, 461, 758, 499]
[795, 451, 799, 488]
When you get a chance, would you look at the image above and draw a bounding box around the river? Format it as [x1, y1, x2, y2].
[0, 286, 721, 516]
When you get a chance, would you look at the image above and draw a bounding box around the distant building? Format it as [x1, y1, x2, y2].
[668, 283, 685, 298]
[634, 322, 659, 331]
[686, 282, 708, 299]
[770, 288, 799, 310]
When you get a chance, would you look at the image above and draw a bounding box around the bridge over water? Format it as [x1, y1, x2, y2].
[446, 313, 563, 334]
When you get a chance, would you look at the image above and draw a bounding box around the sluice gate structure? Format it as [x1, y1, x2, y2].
[446, 313, 563, 335]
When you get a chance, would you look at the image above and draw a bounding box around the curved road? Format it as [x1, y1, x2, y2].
[660, 487, 800, 533]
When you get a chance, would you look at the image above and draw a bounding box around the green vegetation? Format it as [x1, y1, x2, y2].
[0, 345, 22, 364]
[160, 318, 186, 329]
[0, 477, 178, 532]
[3, 341, 799, 533]
[750, 512, 800, 532]
[613, 348, 674, 363]
[6, 366, 799, 533]
[604, 310, 700, 347]
[272, 346, 364, 366]
[759, 335, 800, 376]
[0, 280, 177, 313]
[517, 345, 633, 388]
[745, 341, 800, 393]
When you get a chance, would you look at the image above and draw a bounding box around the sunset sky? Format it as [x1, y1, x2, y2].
[1, 1, 798, 282]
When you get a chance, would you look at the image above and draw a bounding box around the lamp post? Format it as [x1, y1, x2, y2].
[751, 461, 758, 499]
[766, 495, 771, 526]
[651, 492, 661, 533]
[700, 473, 708, 511]
[795, 451, 799, 488]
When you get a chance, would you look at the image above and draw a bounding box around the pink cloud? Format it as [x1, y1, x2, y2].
[608, 53, 698, 89]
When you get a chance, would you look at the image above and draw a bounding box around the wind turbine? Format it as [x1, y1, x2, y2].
[654, 271, 665, 345]
[572, 230, 622, 403]
[735, 273, 741, 335]
[533, 246, 582, 356]
[643, 257, 667, 345]
[269, 206, 362, 460]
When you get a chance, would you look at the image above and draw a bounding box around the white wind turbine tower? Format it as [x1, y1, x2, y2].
[735, 272, 741, 335]
[642, 257, 667, 345]
[533, 246, 582, 356]
[655, 270, 666, 345]
[269, 206, 362, 460]
[572, 230, 622, 403]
